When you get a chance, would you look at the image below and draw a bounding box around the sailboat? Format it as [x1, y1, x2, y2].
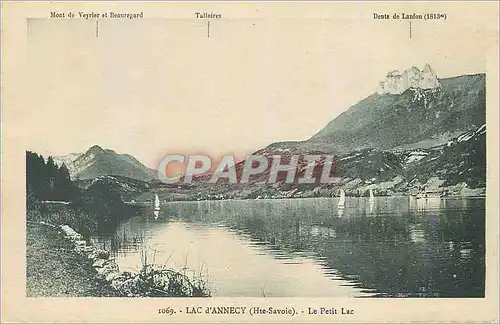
[154, 194, 160, 210]
[153, 194, 160, 219]
[338, 189, 346, 208]
[369, 189, 375, 203]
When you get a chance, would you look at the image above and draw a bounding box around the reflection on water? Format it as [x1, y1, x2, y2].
[92, 197, 485, 297]
[337, 206, 345, 218]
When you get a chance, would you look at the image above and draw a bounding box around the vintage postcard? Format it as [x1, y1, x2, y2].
[1, 1, 499, 323]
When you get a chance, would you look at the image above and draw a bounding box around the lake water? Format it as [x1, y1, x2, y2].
[91, 197, 485, 297]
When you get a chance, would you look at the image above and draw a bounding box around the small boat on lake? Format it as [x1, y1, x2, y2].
[369, 189, 375, 204]
[338, 189, 346, 208]
[154, 194, 160, 219]
[154, 194, 160, 210]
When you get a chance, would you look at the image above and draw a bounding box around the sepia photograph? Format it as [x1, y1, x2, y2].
[2, 1, 499, 323]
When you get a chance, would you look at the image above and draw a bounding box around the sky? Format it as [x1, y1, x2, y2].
[24, 5, 493, 168]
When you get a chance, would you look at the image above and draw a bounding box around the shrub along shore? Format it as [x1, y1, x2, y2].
[27, 220, 210, 297]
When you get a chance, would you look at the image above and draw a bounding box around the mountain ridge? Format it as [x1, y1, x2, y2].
[201, 68, 486, 198]
[52, 145, 155, 182]
[52, 68, 486, 198]
[264, 73, 485, 155]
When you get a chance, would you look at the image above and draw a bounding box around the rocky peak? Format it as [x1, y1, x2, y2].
[377, 64, 441, 95]
[422, 63, 435, 74]
[87, 145, 105, 155]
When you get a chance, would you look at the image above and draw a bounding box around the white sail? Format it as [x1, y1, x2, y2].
[338, 189, 346, 207]
[369, 189, 375, 203]
[154, 194, 160, 209]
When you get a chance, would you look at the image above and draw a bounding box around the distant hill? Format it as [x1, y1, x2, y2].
[200, 124, 485, 199]
[53, 145, 155, 182]
[76, 175, 151, 202]
[403, 124, 486, 190]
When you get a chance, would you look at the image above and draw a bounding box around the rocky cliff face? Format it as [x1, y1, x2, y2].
[377, 64, 441, 95]
[305, 72, 485, 154]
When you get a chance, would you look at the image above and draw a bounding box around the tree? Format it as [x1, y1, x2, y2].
[26, 151, 79, 202]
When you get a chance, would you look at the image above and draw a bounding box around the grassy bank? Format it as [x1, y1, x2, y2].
[27, 215, 211, 297]
[26, 222, 118, 297]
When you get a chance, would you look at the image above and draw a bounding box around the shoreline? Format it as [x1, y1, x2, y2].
[122, 193, 486, 205]
[26, 220, 210, 297]
[26, 222, 119, 297]
[42, 194, 486, 208]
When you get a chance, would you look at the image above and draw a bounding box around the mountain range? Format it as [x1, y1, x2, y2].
[233, 65, 486, 197]
[49, 64, 486, 198]
[52, 145, 155, 182]
[267, 67, 485, 154]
